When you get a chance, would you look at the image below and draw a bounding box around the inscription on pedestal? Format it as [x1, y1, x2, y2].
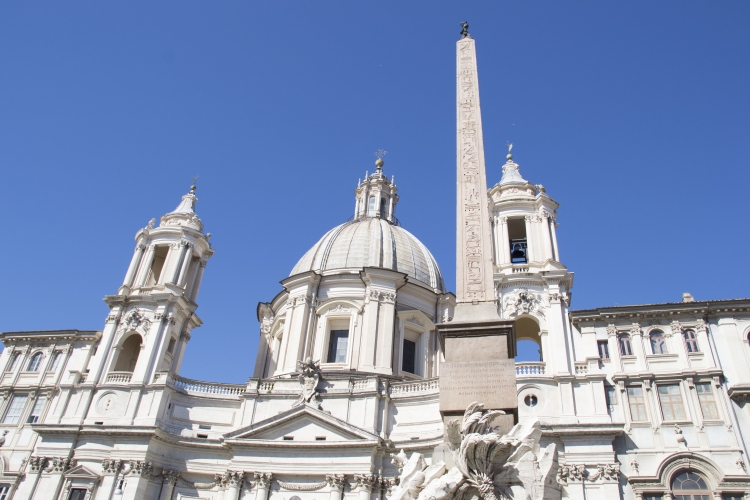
[439, 358, 516, 412]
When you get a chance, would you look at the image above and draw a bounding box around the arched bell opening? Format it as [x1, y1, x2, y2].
[515, 316, 542, 362]
[112, 333, 143, 373]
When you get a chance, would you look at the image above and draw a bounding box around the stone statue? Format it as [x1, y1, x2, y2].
[389, 402, 560, 500]
[294, 357, 322, 409]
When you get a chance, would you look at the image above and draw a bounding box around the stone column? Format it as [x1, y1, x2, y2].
[524, 215, 536, 263]
[134, 244, 156, 287]
[122, 243, 146, 290]
[176, 243, 194, 287]
[121, 461, 154, 500]
[225, 471, 244, 500]
[630, 324, 647, 370]
[170, 242, 188, 284]
[499, 217, 510, 265]
[326, 474, 346, 500]
[189, 259, 208, 302]
[254, 473, 272, 500]
[550, 219, 561, 261]
[159, 470, 180, 500]
[670, 320, 689, 367]
[355, 474, 375, 500]
[606, 325, 622, 372]
[540, 213, 554, 261]
[376, 292, 396, 371]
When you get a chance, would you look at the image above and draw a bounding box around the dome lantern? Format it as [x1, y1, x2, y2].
[353, 152, 399, 224]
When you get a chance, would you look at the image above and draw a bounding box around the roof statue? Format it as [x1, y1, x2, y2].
[460, 21, 470, 39]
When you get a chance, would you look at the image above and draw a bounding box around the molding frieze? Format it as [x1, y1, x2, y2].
[27, 456, 77, 474]
[277, 478, 328, 491]
[101, 459, 123, 475]
[128, 461, 153, 477]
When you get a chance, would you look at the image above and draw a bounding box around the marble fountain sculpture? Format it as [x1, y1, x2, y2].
[389, 403, 560, 500]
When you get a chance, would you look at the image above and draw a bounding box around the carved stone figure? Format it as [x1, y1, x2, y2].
[294, 357, 322, 409]
[390, 402, 560, 500]
[502, 289, 545, 318]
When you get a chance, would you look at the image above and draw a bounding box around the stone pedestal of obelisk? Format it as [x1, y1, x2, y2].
[436, 28, 518, 438]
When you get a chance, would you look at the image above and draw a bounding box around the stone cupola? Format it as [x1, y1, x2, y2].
[352, 156, 399, 224]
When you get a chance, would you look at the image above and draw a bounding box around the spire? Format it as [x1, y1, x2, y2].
[499, 143, 528, 186]
[454, 28, 497, 318]
[160, 183, 203, 231]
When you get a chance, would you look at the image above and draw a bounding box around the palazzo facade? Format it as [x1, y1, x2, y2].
[0, 34, 749, 500]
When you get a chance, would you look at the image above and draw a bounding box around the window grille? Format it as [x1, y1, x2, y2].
[672, 471, 709, 500]
[658, 384, 687, 421]
[3, 395, 28, 424]
[696, 383, 720, 420]
[683, 330, 699, 353]
[627, 386, 648, 421]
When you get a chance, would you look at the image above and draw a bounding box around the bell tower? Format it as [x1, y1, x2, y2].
[489, 148, 575, 377]
[85, 183, 214, 389]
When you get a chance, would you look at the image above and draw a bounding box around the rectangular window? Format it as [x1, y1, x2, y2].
[68, 489, 88, 500]
[326, 330, 349, 363]
[598, 341, 610, 362]
[507, 218, 528, 264]
[3, 395, 28, 424]
[0, 484, 9, 500]
[27, 397, 46, 424]
[619, 335, 633, 356]
[402, 339, 416, 374]
[696, 383, 720, 420]
[167, 337, 176, 354]
[627, 386, 648, 421]
[48, 352, 61, 371]
[605, 386, 618, 406]
[658, 384, 687, 421]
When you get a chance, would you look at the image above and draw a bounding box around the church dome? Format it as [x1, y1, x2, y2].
[291, 217, 445, 292]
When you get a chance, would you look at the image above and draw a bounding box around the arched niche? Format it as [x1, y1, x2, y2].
[515, 315, 542, 362]
[112, 333, 143, 372]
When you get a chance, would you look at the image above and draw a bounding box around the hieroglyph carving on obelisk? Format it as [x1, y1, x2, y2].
[455, 36, 495, 306]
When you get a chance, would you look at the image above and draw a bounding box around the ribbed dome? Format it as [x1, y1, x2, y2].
[291, 218, 444, 292]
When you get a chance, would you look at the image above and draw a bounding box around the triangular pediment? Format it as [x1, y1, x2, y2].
[225, 404, 379, 443]
[64, 464, 101, 480]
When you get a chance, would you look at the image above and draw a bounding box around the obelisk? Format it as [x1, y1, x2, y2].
[437, 23, 517, 430]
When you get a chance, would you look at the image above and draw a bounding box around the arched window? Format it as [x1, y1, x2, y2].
[26, 352, 43, 372]
[619, 334, 633, 356]
[48, 351, 61, 371]
[650, 330, 668, 354]
[368, 196, 376, 216]
[113, 334, 143, 372]
[672, 471, 710, 500]
[683, 330, 699, 353]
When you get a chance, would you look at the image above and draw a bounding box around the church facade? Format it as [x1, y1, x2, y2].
[0, 32, 749, 500]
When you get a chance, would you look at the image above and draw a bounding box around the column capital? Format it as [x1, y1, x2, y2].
[326, 474, 346, 492]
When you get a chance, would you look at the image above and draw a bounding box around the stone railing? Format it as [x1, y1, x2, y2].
[515, 362, 546, 377]
[389, 379, 439, 396]
[512, 266, 530, 274]
[105, 371, 133, 384]
[258, 381, 275, 393]
[170, 374, 245, 398]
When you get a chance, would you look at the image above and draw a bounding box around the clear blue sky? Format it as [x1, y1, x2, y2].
[1, 2, 748, 383]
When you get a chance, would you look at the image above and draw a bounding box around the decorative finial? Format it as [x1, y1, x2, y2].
[506, 142, 513, 161]
[460, 22, 470, 39]
[190, 175, 198, 193]
[374, 149, 387, 168]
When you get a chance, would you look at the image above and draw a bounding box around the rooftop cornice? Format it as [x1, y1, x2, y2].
[571, 298, 750, 323]
[0, 329, 101, 343]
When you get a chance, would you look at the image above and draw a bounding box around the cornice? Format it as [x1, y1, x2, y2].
[571, 298, 750, 324]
